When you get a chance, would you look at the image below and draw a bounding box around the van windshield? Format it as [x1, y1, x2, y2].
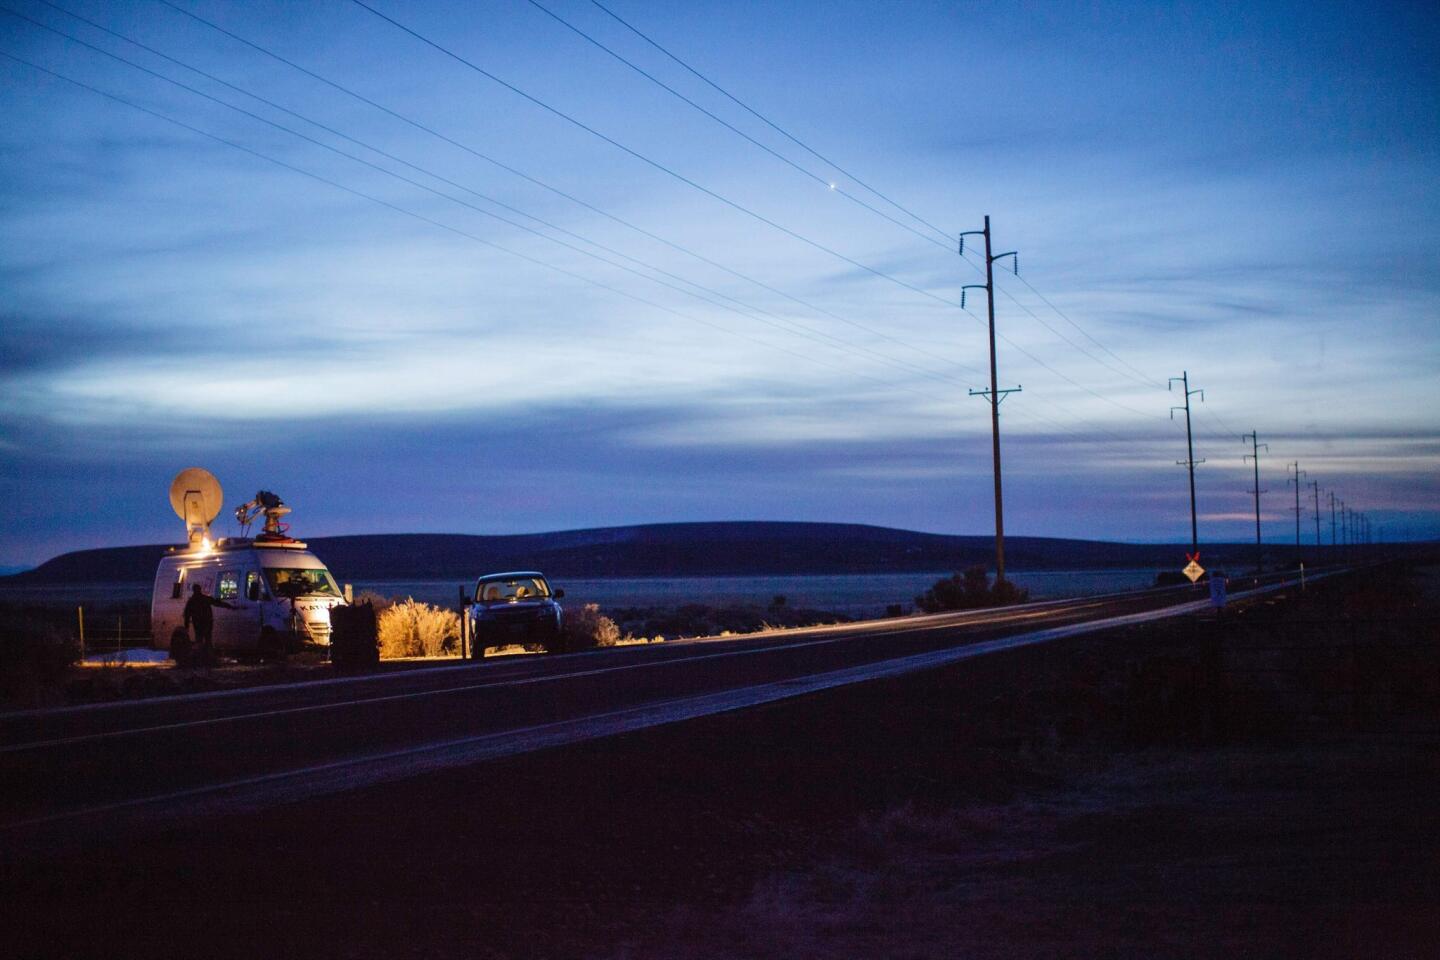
[475, 577, 550, 603]
[266, 568, 340, 598]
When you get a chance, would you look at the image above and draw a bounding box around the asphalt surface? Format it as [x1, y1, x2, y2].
[0, 572, 1311, 847]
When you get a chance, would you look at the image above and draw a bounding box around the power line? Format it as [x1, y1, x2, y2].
[1007, 271, 1165, 388]
[521, 0, 951, 251]
[346, 0, 980, 317]
[10, 35, 1158, 458]
[155, 0, 1166, 444]
[953, 246, 1167, 420]
[947, 235, 1164, 394]
[32, 4, 1176, 456]
[540, 0, 1166, 401]
[586, 0, 955, 246]
[148, 0, 981, 375]
[19, 37, 1136, 443]
[584, 0, 1162, 392]
[990, 268, 1163, 392]
[1200, 405, 1247, 442]
[353, 0, 1187, 437]
[0, 50, 944, 402]
[16, 2, 984, 391]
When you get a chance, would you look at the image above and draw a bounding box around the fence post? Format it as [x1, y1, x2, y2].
[458, 585, 468, 661]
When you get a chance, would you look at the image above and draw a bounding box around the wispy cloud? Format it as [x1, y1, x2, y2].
[0, 0, 1436, 565]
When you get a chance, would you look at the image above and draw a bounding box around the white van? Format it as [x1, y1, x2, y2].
[151, 538, 344, 656]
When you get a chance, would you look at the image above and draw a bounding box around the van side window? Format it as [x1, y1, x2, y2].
[218, 570, 240, 601]
[245, 571, 264, 601]
[171, 568, 187, 599]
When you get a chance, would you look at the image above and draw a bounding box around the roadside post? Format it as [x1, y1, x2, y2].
[77, 606, 84, 661]
[1299, 562, 1306, 592]
[457, 585, 468, 660]
[1209, 574, 1227, 610]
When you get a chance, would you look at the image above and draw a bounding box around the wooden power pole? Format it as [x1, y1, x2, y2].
[959, 216, 1020, 584]
[1243, 430, 1267, 572]
[1169, 373, 1205, 557]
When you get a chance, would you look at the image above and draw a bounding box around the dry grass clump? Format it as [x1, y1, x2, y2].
[563, 603, 621, 649]
[377, 598, 459, 658]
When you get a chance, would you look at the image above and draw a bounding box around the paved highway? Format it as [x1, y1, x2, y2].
[0, 571, 1318, 847]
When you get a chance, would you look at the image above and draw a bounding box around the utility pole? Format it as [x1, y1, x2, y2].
[1328, 490, 1337, 548]
[1309, 480, 1321, 547]
[1287, 462, 1306, 555]
[1242, 431, 1267, 572]
[1340, 501, 1349, 562]
[959, 215, 1020, 584]
[1169, 373, 1205, 558]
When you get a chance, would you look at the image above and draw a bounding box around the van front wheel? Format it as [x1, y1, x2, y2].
[258, 627, 287, 663]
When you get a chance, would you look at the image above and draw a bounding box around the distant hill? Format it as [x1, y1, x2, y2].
[0, 521, 1342, 586]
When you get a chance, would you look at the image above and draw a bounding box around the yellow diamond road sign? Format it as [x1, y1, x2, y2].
[1183, 560, 1205, 583]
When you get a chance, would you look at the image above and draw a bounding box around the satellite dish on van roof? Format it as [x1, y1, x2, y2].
[169, 468, 223, 546]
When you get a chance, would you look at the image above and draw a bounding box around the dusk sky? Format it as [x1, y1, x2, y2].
[1, 0, 1437, 568]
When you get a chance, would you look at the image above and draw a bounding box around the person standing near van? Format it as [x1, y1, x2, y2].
[184, 583, 234, 667]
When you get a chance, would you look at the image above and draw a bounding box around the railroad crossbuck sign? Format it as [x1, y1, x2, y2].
[1182, 553, 1205, 583]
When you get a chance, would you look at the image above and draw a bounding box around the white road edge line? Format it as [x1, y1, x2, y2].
[3, 573, 1326, 837]
[0, 581, 1194, 721]
[0, 603, 1082, 753]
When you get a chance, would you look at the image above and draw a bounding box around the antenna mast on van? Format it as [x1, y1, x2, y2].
[235, 490, 293, 541]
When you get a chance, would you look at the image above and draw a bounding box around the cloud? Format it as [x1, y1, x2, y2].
[1, 0, 1438, 565]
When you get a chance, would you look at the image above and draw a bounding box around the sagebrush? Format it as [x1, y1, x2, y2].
[915, 565, 1029, 612]
[562, 603, 621, 649]
[377, 598, 459, 658]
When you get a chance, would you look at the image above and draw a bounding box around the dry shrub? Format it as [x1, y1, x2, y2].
[377, 598, 459, 658]
[562, 603, 621, 649]
[916, 565, 1029, 612]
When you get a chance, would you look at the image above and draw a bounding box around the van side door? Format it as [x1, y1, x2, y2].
[213, 568, 261, 650]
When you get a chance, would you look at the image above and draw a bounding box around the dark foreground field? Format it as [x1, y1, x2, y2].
[5, 567, 1438, 959]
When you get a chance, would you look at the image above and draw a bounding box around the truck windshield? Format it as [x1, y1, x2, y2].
[266, 568, 341, 598]
[476, 577, 550, 603]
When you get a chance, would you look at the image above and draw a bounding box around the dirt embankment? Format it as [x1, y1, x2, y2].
[7, 565, 1438, 960]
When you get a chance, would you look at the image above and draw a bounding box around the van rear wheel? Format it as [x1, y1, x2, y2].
[169, 627, 193, 668]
